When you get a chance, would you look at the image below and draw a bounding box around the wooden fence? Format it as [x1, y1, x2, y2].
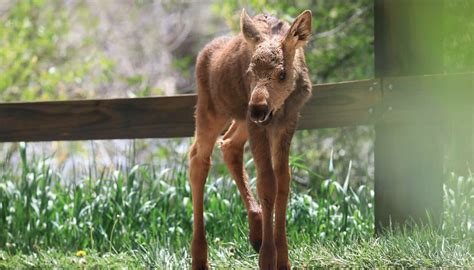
[0, 79, 379, 141]
[0, 73, 471, 142]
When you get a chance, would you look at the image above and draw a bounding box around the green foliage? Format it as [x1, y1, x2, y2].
[172, 56, 193, 78]
[444, 1, 474, 72]
[0, 144, 472, 268]
[0, 143, 373, 253]
[443, 173, 473, 238]
[0, 0, 113, 101]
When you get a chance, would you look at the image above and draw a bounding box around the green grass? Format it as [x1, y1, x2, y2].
[0, 142, 472, 268]
[1, 227, 471, 268]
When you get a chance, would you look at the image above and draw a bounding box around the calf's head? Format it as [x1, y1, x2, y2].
[241, 9, 312, 125]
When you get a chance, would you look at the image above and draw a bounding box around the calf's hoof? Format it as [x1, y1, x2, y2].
[248, 208, 263, 253]
[250, 239, 262, 253]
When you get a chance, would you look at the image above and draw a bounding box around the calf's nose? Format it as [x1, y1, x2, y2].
[249, 104, 269, 122]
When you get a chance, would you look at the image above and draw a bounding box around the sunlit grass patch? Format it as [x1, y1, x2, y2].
[1, 228, 471, 268]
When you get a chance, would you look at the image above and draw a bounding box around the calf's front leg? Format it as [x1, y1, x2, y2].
[248, 122, 277, 269]
[270, 122, 297, 270]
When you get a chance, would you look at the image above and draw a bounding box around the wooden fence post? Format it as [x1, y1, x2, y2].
[374, 0, 445, 231]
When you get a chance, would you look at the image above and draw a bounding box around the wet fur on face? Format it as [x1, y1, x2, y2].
[241, 10, 312, 124]
[247, 38, 295, 118]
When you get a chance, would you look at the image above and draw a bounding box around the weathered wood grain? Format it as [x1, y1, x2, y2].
[0, 95, 197, 141]
[299, 79, 381, 129]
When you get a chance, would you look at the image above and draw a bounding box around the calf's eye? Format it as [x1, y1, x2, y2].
[278, 71, 286, 81]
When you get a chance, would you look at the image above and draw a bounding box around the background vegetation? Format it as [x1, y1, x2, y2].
[0, 0, 472, 268]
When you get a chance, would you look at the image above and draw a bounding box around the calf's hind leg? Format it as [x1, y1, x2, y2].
[220, 120, 263, 252]
[189, 108, 227, 270]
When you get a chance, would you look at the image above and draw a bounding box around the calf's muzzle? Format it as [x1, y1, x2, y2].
[249, 103, 273, 125]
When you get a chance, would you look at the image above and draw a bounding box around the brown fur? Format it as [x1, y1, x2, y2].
[189, 10, 312, 270]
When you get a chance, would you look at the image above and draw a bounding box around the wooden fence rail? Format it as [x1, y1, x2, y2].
[0, 79, 379, 142]
[0, 73, 471, 143]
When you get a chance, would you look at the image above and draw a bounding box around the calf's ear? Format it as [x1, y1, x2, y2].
[240, 9, 262, 45]
[284, 10, 312, 49]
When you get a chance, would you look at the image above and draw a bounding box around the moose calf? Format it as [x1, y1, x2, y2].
[189, 9, 313, 269]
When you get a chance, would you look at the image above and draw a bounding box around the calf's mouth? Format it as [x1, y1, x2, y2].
[250, 110, 273, 126]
